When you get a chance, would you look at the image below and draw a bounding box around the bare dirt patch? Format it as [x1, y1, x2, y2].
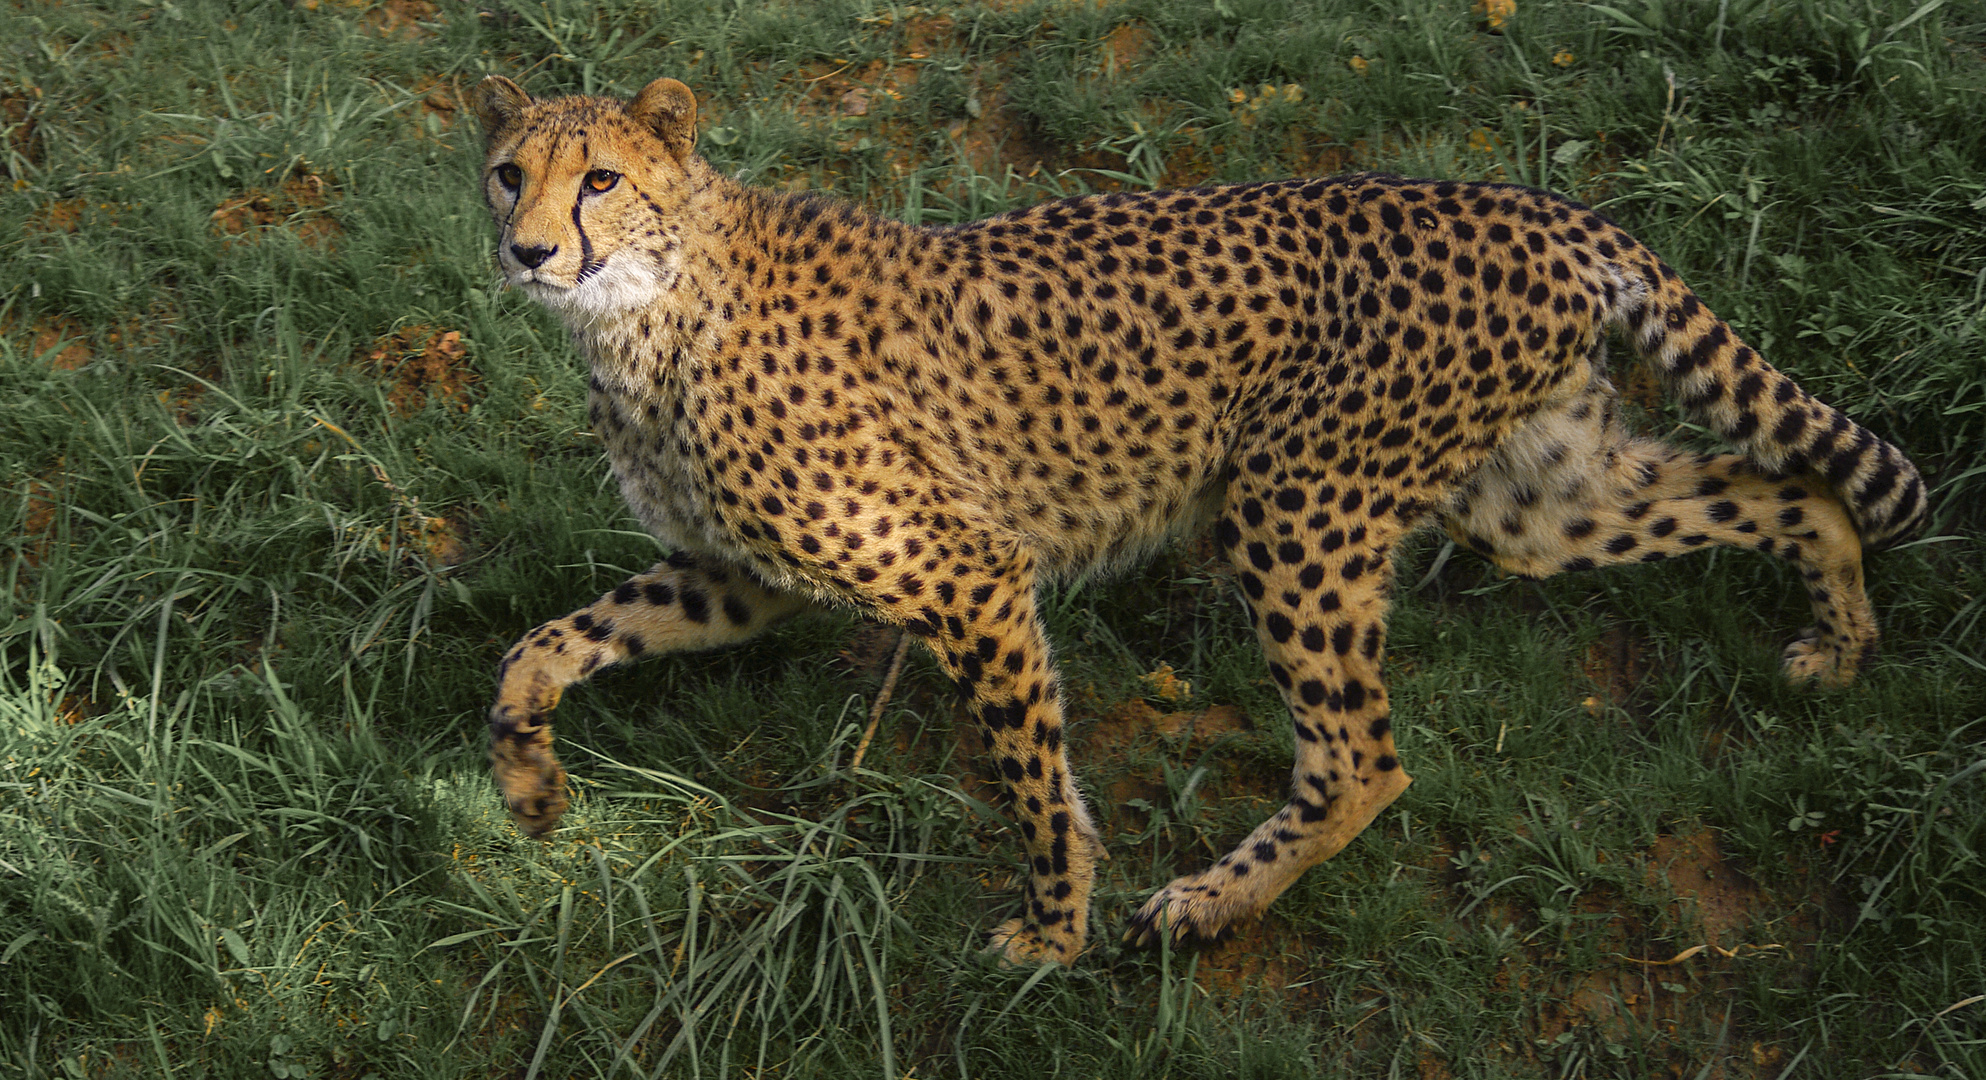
[1082, 696, 1282, 869]
[1188, 913, 1327, 1009]
[1512, 827, 1802, 1075]
[939, 77, 1041, 183]
[1646, 828, 1766, 947]
[415, 78, 462, 130]
[26, 314, 93, 371]
[399, 512, 468, 566]
[362, 0, 439, 39]
[785, 57, 923, 121]
[6, 297, 176, 375]
[1084, 698, 1254, 759]
[24, 197, 86, 235]
[18, 466, 64, 569]
[1578, 621, 1657, 717]
[1, 87, 41, 175]
[212, 166, 342, 250]
[364, 325, 478, 416]
[900, 11, 956, 56]
[1101, 22, 1152, 76]
[292, 0, 440, 39]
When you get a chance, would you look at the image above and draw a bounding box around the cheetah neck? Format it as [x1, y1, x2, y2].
[546, 185, 701, 377]
[562, 175, 896, 386]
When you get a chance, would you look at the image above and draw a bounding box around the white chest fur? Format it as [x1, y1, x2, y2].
[577, 321, 734, 560]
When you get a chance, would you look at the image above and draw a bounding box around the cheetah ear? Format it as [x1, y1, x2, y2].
[472, 76, 533, 144]
[628, 78, 698, 165]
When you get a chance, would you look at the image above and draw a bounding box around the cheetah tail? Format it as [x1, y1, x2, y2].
[1614, 262, 1929, 551]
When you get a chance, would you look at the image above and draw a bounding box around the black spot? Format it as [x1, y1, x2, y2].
[1341, 680, 1366, 711]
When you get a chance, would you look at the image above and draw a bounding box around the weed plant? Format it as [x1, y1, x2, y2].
[1, 0, 1982, 1077]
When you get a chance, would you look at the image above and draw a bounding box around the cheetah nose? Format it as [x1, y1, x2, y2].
[511, 243, 557, 270]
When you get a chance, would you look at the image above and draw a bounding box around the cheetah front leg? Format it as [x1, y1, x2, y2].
[866, 539, 1104, 964]
[491, 552, 814, 835]
[1128, 487, 1415, 945]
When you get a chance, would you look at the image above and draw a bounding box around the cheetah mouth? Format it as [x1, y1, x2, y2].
[511, 270, 571, 296]
[519, 256, 669, 318]
[501, 256, 598, 293]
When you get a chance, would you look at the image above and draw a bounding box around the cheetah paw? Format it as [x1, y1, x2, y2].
[1780, 629, 1861, 689]
[488, 704, 570, 837]
[1123, 877, 1243, 948]
[986, 917, 1083, 966]
[501, 770, 569, 837]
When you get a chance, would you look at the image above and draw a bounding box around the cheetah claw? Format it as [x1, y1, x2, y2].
[1123, 885, 1242, 948]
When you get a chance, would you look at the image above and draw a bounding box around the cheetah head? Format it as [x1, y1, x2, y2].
[471, 76, 710, 321]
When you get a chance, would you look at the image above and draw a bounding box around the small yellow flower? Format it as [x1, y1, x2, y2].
[1552, 50, 1576, 67]
[1348, 56, 1370, 76]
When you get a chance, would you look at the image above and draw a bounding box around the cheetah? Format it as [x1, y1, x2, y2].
[470, 76, 1927, 965]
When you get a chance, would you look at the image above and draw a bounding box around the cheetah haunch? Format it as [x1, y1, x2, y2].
[471, 76, 1926, 964]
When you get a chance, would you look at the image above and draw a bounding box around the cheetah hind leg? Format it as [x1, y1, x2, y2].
[1128, 489, 1417, 946]
[1444, 385, 1877, 688]
[1124, 765, 1410, 947]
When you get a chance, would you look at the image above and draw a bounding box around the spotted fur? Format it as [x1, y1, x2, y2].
[470, 76, 1927, 964]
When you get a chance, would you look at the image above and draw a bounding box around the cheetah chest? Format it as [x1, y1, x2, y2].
[588, 372, 733, 560]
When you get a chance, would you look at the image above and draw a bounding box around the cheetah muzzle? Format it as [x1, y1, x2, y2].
[469, 75, 1927, 965]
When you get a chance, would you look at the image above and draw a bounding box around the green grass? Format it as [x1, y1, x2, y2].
[2, 0, 1983, 1076]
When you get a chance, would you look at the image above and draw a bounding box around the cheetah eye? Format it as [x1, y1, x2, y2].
[494, 162, 523, 190]
[584, 169, 621, 194]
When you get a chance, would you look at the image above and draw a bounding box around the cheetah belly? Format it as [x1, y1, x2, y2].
[922, 365, 1235, 576]
[991, 466, 1229, 578]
